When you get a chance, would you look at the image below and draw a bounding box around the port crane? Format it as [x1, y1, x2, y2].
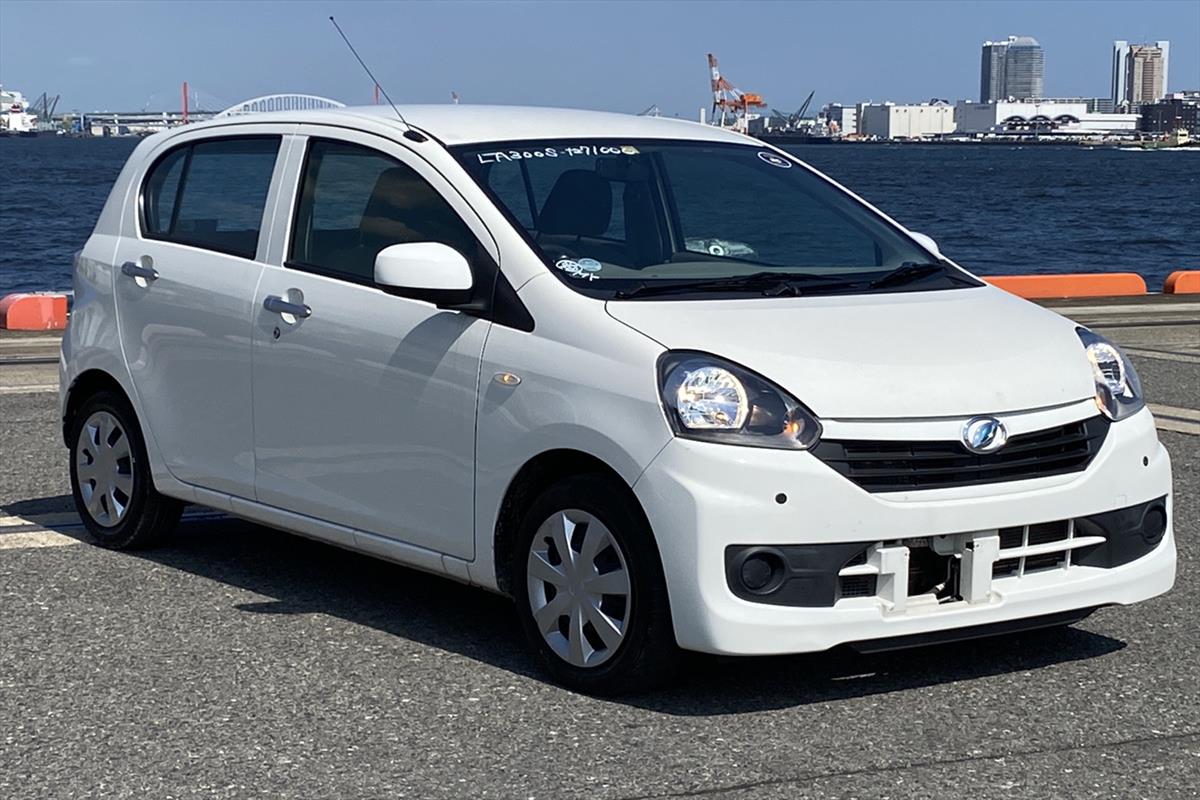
[769, 90, 816, 131]
[707, 53, 766, 131]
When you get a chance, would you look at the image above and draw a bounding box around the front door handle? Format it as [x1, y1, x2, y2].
[263, 295, 312, 320]
[121, 261, 159, 282]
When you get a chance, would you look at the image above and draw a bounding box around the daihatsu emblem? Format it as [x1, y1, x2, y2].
[961, 416, 1008, 454]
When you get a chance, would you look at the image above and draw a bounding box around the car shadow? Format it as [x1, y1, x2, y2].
[4, 494, 1127, 715]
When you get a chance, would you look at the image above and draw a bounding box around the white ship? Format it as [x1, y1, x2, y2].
[0, 87, 39, 136]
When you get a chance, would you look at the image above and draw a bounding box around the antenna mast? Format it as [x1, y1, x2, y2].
[328, 16, 425, 142]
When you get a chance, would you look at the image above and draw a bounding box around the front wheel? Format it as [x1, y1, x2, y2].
[513, 474, 677, 695]
[68, 390, 182, 549]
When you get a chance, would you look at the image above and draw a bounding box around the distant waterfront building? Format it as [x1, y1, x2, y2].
[859, 101, 955, 139]
[825, 103, 858, 136]
[979, 36, 1045, 102]
[1041, 97, 1116, 113]
[1112, 41, 1170, 108]
[1139, 92, 1199, 135]
[955, 100, 1139, 136]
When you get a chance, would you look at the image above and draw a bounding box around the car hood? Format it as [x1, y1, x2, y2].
[606, 285, 1096, 419]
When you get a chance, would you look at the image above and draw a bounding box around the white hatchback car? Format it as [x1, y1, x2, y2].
[62, 106, 1174, 693]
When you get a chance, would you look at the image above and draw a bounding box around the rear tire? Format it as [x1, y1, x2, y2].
[513, 473, 678, 695]
[68, 390, 182, 549]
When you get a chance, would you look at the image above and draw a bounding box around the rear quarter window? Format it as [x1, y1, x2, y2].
[140, 136, 281, 259]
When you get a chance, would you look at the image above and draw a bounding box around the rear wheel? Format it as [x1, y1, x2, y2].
[513, 474, 677, 694]
[68, 391, 182, 549]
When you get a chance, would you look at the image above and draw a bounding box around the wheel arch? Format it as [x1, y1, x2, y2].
[492, 448, 658, 598]
[62, 369, 130, 446]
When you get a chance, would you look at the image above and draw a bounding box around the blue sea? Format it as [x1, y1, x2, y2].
[1, 136, 1196, 293]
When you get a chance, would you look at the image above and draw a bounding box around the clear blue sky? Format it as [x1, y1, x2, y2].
[1, 0, 1196, 115]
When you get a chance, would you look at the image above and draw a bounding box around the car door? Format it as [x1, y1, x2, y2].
[113, 132, 288, 496]
[250, 130, 494, 560]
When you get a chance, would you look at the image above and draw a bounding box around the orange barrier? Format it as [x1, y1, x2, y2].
[984, 273, 1147, 299]
[1164, 271, 1200, 294]
[0, 293, 69, 330]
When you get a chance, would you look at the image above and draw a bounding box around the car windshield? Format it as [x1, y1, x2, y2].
[452, 139, 977, 299]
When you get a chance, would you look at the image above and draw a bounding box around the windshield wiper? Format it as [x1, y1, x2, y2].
[614, 271, 848, 300]
[867, 262, 947, 289]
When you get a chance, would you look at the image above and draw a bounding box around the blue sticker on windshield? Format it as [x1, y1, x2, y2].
[575, 258, 603, 272]
[757, 151, 793, 169]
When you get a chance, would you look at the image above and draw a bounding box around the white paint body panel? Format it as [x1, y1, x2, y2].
[606, 285, 1096, 418]
[375, 242, 473, 292]
[634, 407, 1174, 653]
[61, 104, 1175, 659]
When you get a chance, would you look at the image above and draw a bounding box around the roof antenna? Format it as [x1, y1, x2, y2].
[328, 15, 426, 142]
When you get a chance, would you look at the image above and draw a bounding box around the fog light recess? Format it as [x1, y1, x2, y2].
[739, 549, 786, 595]
[1141, 504, 1167, 544]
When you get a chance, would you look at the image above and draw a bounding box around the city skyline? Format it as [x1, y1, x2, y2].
[0, 0, 1196, 116]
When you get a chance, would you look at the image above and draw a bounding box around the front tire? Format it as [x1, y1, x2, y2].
[68, 390, 182, 549]
[513, 474, 677, 695]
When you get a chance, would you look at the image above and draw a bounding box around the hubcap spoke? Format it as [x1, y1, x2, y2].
[527, 550, 568, 586]
[582, 599, 624, 650]
[586, 568, 630, 597]
[578, 522, 608, 566]
[526, 508, 631, 669]
[567, 604, 588, 665]
[112, 470, 134, 498]
[552, 514, 577, 575]
[532, 591, 571, 633]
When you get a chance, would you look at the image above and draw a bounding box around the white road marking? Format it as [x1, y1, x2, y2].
[0, 336, 62, 349]
[1050, 302, 1200, 315]
[0, 384, 58, 395]
[0, 511, 80, 528]
[1150, 404, 1200, 422]
[1149, 404, 1200, 436]
[1125, 348, 1200, 365]
[0, 530, 80, 550]
[0, 509, 231, 550]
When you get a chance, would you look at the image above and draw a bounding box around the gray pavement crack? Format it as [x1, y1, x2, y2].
[614, 729, 1200, 799]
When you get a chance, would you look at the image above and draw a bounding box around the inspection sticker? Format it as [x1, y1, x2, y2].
[757, 151, 793, 168]
[556, 258, 602, 280]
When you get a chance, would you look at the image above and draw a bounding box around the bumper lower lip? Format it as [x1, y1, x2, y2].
[633, 405, 1174, 655]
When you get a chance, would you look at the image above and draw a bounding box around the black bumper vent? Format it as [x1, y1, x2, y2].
[811, 415, 1109, 493]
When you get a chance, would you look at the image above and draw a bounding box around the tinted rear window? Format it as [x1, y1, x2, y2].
[141, 137, 281, 259]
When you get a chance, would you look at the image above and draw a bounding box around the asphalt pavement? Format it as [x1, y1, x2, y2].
[2, 300, 1198, 799]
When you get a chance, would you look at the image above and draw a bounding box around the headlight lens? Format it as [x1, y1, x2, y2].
[658, 352, 821, 449]
[1077, 328, 1144, 421]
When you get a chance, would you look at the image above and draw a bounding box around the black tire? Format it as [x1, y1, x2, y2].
[512, 473, 678, 695]
[68, 390, 182, 549]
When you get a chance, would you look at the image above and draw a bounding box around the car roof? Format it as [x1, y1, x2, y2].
[183, 104, 758, 147]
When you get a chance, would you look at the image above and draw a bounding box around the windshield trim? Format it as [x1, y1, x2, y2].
[449, 138, 976, 300]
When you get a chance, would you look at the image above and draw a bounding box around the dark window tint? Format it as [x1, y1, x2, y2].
[143, 147, 186, 235]
[289, 140, 477, 283]
[141, 137, 280, 259]
[476, 151, 664, 268]
[660, 148, 879, 268]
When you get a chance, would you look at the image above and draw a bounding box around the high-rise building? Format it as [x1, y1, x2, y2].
[980, 41, 1008, 102]
[979, 36, 1045, 102]
[1112, 41, 1170, 108]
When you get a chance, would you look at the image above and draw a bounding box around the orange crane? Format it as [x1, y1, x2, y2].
[707, 53, 766, 131]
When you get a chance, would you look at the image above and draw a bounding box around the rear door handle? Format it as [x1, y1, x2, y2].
[263, 295, 312, 320]
[121, 261, 159, 282]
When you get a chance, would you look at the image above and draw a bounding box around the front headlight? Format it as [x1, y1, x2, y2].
[658, 352, 821, 449]
[1077, 328, 1144, 421]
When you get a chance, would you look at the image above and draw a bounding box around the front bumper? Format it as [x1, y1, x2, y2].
[633, 403, 1175, 655]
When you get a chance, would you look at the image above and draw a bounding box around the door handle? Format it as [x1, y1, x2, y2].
[263, 295, 312, 320]
[121, 261, 159, 282]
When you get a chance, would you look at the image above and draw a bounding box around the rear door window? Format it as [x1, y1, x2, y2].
[141, 137, 281, 259]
